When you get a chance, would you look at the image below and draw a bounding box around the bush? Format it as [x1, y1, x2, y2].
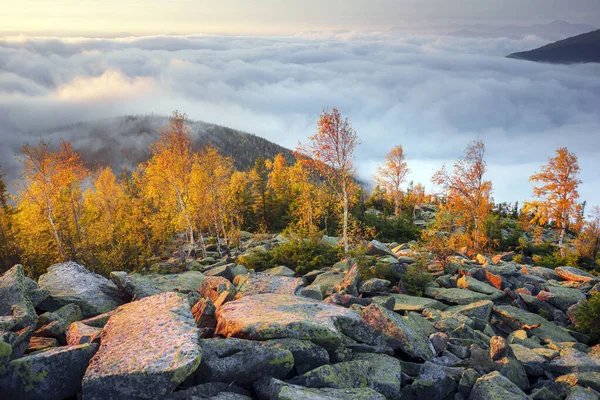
[402, 255, 432, 296]
[237, 250, 275, 272]
[271, 239, 340, 275]
[575, 293, 600, 344]
[238, 238, 340, 275]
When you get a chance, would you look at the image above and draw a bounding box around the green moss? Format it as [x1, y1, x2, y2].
[170, 349, 202, 383]
[14, 359, 48, 392]
[269, 350, 294, 368]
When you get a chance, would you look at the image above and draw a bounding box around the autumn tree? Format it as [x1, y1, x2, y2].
[250, 156, 273, 230]
[267, 153, 293, 229]
[432, 139, 493, 252]
[0, 168, 19, 272]
[15, 140, 90, 270]
[524, 147, 581, 255]
[375, 145, 410, 217]
[288, 157, 329, 237]
[142, 111, 197, 249]
[574, 206, 600, 261]
[81, 167, 146, 274]
[190, 147, 234, 256]
[298, 107, 360, 253]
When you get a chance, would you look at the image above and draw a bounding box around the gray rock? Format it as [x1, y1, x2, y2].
[352, 353, 402, 399]
[301, 284, 323, 300]
[196, 338, 294, 385]
[566, 386, 600, 400]
[312, 272, 346, 296]
[263, 266, 296, 277]
[38, 262, 124, 318]
[235, 273, 304, 297]
[82, 292, 201, 399]
[110, 271, 161, 299]
[493, 305, 576, 343]
[386, 293, 447, 312]
[354, 303, 436, 360]
[468, 371, 531, 400]
[267, 338, 330, 375]
[0, 265, 37, 331]
[428, 288, 491, 305]
[402, 361, 457, 400]
[550, 348, 600, 374]
[366, 240, 395, 257]
[555, 267, 598, 284]
[1, 343, 98, 400]
[254, 377, 386, 400]
[166, 382, 251, 399]
[359, 278, 391, 295]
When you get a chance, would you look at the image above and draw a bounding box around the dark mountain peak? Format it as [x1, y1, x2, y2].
[507, 29, 600, 64]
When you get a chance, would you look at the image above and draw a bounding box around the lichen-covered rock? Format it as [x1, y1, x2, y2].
[235, 273, 304, 298]
[82, 292, 201, 400]
[565, 386, 600, 400]
[215, 294, 364, 348]
[469, 371, 531, 400]
[0, 265, 37, 331]
[312, 272, 346, 296]
[489, 336, 529, 391]
[165, 382, 252, 399]
[142, 271, 206, 293]
[556, 372, 600, 393]
[555, 267, 598, 284]
[110, 271, 161, 299]
[493, 305, 576, 343]
[510, 343, 548, 376]
[66, 321, 102, 345]
[384, 293, 447, 312]
[199, 276, 235, 303]
[287, 360, 373, 390]
[457, 276, 504, 299]
[352, 353, 402, 399]
[445, 300, 494, 322]
[359, 278, 391, 295]
[38, 262, 124, 318]
[538, 285, 587, 312]
[301, 284, 323, 300]
[26, 336, 59, 354]
[332, 264, 360, 297]
[254, 377, 386, 400]
[263, 266, 296, 277]
[267, 338, 330, 375]
[429, 288, 491, 305]
[1, 343, 98, 400]
[549, 348, 600, 374]
[34, 303, 83, 343]
[196, 338, 294, 386]
[354, 303, 436, 360]
[402, 361, 457, 400]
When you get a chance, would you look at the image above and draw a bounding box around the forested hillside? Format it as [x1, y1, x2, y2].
[2, 109, 600, 400]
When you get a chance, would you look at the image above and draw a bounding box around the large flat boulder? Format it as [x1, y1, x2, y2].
[38, 262, 124, 318]
[82, 292, 201, 400]
[235, 273, 304, 298]
[215, 294, 363, 348]
[0, 343, 98, 400]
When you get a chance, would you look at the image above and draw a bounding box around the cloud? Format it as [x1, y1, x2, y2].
[51, 70, 155, 102]
[0, 32, 599, 209]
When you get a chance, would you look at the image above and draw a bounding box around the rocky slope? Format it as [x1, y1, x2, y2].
[1, 234, 599, 399]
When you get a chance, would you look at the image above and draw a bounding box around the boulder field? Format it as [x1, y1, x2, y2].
[1, 235, 599, 399]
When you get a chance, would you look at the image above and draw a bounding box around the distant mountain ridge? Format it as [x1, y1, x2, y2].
[37, 115, 295, 174]
[507, 29, 600, 64]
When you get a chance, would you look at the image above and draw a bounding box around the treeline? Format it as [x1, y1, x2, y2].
[0, 109, 599, 277]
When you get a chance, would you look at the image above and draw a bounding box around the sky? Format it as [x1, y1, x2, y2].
[0, 1, 599, 209]
[2, 0, 600, 35]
